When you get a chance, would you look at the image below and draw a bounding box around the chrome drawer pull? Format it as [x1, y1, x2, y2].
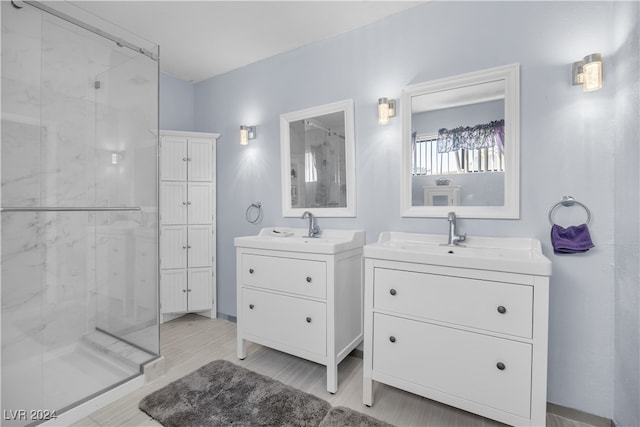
[497, 306, 507, 314]
[249, 304, 254, 309]
[306, 317, 312, 323]
[249, 268, 254, 274]
[496, 362, 506, 370]
[306, 276, 312, 283]
[389, 289, 397, 296]
[389, 336, 396, 343]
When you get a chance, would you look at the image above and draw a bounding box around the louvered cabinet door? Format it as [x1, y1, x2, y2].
[187, 225, 213, 268]
[160, 226, 187, 269]
[187, 182, 213, 224]
[161, 269, 188, 313]
[160, 137, 188, 181]
[160, 182, 187, 225]
[187, 138, 213, 181]
[187, 268, 213, 311]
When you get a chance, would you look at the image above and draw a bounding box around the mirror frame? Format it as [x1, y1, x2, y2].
[280, 98, 356, 217]
[401, 63, 520, 219]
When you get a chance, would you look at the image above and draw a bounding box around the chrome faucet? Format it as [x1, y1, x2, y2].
[445, 211, 466, 246]
[301, 211, 320, 238]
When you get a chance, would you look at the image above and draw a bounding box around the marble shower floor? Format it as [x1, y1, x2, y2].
[3, 329, 154, 420]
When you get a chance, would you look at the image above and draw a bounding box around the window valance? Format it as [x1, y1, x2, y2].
[437, 119, 504, 154]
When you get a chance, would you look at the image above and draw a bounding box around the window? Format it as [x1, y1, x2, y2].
[413, 133, 504, 176]
[305, 151, 317, 182]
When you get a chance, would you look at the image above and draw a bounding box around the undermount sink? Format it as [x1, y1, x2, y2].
[364, 231, 551, 276]
[234, 227, 365, 254]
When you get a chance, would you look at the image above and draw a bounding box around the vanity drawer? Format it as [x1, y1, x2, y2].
[373, 313, 532, 419]
[374, 268, 533, 338]
[241, 288, 326, 356]
[242, 254, 326, 299]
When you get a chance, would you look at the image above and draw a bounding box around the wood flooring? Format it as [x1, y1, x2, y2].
[73, 314, 602, 427]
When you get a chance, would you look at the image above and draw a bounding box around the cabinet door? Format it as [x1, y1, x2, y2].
[160, 226, 187, 269]
[188, 182, 213, 224]
[373, 313, 532, 419]
[187, 225, 213, 268]
[187, 267, 213, 311]
[160, 137, 187, 181]
[241, 288, 327, 356]
[161, 269, 187, 314]
[160, 182, 187, 225]
[187, 138, 213, 181]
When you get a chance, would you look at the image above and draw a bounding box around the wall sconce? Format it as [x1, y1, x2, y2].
[378, 98, 396, 125]
[572, 53, 602, 92]
[240, 125, 256, 145]
[111, 152, 124, 165]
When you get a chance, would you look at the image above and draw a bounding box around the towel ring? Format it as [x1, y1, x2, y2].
[245, 202, 263, 224]
[548, 196, 591, 226]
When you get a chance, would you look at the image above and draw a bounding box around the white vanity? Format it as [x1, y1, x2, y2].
[235, 227, 365, 393]
[362, 232, 552, 427]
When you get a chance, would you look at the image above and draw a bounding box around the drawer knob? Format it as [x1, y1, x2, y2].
[389, 336, 396, 343]
[389, 289, 397, 296]
[306, 276, 312, 283]
[497, 306, 507, 314]
[249, 304, 254, 309]
[249, 268, 254, 274]
[496, 362, 506, 371]
[306, 317, 312, 323]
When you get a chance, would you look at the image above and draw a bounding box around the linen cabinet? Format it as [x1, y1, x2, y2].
[159, 130, 219, 323]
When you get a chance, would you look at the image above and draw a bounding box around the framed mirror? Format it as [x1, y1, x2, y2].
[280, 99, 356, 217]
[401, 64, 520, 218]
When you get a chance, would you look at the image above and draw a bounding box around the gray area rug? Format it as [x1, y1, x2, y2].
[139, 359, 393, 427]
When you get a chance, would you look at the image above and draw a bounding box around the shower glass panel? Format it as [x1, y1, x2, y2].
[1, 2, 159, 425]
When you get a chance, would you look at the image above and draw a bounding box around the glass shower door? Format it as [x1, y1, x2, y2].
[93, 43, 159, 356]
[1, 3, 159, 425]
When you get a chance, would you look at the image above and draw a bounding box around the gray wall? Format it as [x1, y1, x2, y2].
[613, 2, 640, 427]
[159, 1, 638, 424]
[160, 72, 194, 131]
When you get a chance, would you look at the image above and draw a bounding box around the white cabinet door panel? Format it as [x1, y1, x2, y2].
[241, 254, 326, 299]
[160, 137, 187, 181]
[160, 226, 187, 269]
[188, 182, 213, 224]
[241, 288, 326, 356]
[160, 182, 187, 225]
[374, 268, 534, 338]
[188, 138, 213, 181]
[188, 225, 213, 268]
[188, 268, 213, 311]
[373, 313, 532, 419]
[161, 269, 187, 313]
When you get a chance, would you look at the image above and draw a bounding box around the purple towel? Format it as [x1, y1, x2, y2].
[551, 223, 595, 254]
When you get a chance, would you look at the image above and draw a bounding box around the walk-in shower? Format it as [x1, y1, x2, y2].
[1, 2, 159, 425]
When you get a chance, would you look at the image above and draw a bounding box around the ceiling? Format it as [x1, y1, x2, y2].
[69, 1, 423, 83]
